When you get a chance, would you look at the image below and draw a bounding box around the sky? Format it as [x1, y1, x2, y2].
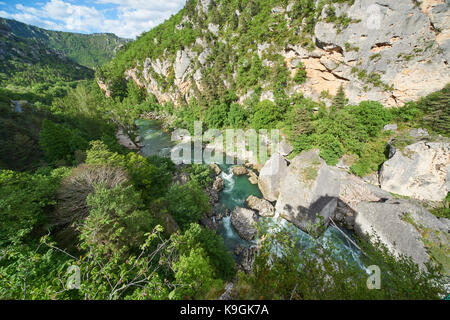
[0, 0, 187, 38]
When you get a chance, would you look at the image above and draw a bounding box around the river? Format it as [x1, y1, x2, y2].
[137, 119, 365, 267]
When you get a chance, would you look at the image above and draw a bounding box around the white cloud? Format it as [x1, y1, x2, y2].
[96, 0, 186, 38]
[1, 0, 186, 38]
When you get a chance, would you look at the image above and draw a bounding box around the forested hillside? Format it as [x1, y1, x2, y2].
[0, 18, 129, 69]
[102, 0, 449, 108]
[0, 22, 94, 87]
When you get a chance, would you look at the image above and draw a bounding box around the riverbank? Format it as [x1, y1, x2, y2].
[133, 119, 365, 273]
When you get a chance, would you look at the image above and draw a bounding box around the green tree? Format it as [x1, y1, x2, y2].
[82, 184, 159, 254]
[227, 103, 248, 128]
[172, 247, 222, 299]
[251, 100, 283, 130]
[39, 119, 88, 164]
[166, 181, 210, 230]
[331, 85, 349, 112]
[171, 223, 235, 280]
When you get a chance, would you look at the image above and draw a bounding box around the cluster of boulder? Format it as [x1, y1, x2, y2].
[230, 132, 449, 268]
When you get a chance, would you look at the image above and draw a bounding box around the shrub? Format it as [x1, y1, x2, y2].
[39, 119, 89, 164]
[227, 103, 248, 128]
[204, 103, 229, 129]
[415, 83, 450, 136]
[294, 63, 307, 84]
[0, 168, 70, 246]
[81, 184, 158, 253]
[251, 100, 283, 130]
[352, 101, 392, 137]
[187, 164, 213, 188]
[171, 223, 235, 280]
[172, 247, 223, 299]
[52, 164, 129, 228]
[166, 181, 210, 230]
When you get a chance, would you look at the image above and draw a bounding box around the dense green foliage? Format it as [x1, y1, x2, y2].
[0, 32, 93, 87]
[411, 83, 450, 137]
[39, 119, 89, 165]
[166, 181, 211, 230]
[0, 138, 233, 300]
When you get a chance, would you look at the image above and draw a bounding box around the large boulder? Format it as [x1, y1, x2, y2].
[334, 169, 448, 268]
[258, 153, 288, 202]
[275, 150, 340, 234]
[174, 49, 192, 81]
[379, 141, 450, 202]
[246, 195, 275, 217]
[278, 137, 294, 156]
[230, 207, 258, 241]
[210, 163, 221, 175]
[247, 170, 259, 185]
[335, 170, 393, 229]
[232, 166, 247, 176]
[213, 176, 225, 191]
[353, 198, 449, 267]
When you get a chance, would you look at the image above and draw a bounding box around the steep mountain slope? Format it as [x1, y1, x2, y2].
[101, 0, 450, 108]
[0, 22, 94, 86]
[0, 18, 129, 69]
[0, 25, 94, 86]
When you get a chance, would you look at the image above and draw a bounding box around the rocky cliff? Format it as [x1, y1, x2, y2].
[103, 0, 450, 108]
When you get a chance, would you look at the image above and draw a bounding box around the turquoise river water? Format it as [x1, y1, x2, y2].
[137, 119, 365, 268]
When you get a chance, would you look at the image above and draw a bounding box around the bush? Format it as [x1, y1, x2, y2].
[415, 83, 450, 136]
[294, 63, 307, 84]
[352, 101, 392, 137]
[166, 181, 210, 230]
[0, 168, 70, 246]
[251, 100, 283, 130]
[315, 133, 344, 166]
[85, 141, 174, 200]
[227, 103, 248, 128]
[289, 98, 392, 170]
[187, 164, 213, 188]
[52, 164, 129, 228]
[204, 103, 229, 129]
[81, 184, 158, 253]
[172, 247, 223, 299]
[171, 223, 235, 280]
[39, 119, 89, 165]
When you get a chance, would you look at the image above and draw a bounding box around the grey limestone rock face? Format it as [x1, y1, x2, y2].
[246, 195, 275, 217]
[174, 49, 192, 81]
[258, 153, 289, 202]
[230, 207, 258, 241]
[313, 0, 450, 106]
[278, 137, 294, 156]
[354, 198, 448, 267]
[275, 150, 340, 234]
[380, 141, 450, 202]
